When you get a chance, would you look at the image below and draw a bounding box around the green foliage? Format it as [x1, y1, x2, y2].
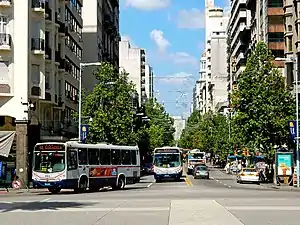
[231, 42, 295, 161]
[80, 63, 137, 145]
[144, 98, 175, 150]
[179, 111, 230, 160]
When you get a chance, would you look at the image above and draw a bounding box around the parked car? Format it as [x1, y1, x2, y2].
[193, 165, 209, 179]
[237, 168, 260, 184]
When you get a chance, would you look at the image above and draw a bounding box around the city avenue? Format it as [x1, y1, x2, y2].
[1, 167, 299, 225]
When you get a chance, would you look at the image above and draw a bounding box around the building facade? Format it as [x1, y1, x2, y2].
[172, 116, 186, 143]
[0, 0, 83, 184]
[82, 0, 119, 92]
[119, 39, 147, 105]
[282, 0, 299, 88]
[145, 64, 154, 99]
[200, 0, 229, 113]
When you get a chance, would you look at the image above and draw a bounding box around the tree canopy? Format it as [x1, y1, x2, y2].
[80, 63, 137, 145]
[231, 41, 295, 160]
[78, 63, 175, 155]
[179, 111, 230, 160]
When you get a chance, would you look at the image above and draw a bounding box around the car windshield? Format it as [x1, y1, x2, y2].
[154, 154, 180, 167]
[196, 166, 207, 171]
[33, 152, 65, 173]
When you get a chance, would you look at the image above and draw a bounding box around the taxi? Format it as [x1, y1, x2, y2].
[236, 168, 260, 184]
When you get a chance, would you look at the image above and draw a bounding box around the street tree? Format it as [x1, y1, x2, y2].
[80, 63, 137, 145]
[231, 41, 295, 161]
[144, 98, 175, 150]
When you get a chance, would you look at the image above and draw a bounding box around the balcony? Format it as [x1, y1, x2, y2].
[31, 38, 45, 55]
[0, 0, 12, 7]
[0, 33, 11, 51]
[32, 0, 45, 13]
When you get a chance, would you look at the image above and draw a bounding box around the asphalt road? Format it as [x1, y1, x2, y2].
[1, 168, 300, 225]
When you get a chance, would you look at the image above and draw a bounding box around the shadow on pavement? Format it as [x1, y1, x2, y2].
[0, 201, 95, 213]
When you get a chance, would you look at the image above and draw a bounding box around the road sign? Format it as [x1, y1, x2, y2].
[288, 120, 297, 143]
[80, 124, 89, 143]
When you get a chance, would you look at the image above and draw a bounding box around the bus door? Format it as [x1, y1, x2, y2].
[67, 148, 81, 184]
[77, 148, 89, 181]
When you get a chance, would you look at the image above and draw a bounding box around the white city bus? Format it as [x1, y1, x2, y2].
[187, 149, 206, 174]
[32, 141, 140, 194]
[153, 147, 182, 182]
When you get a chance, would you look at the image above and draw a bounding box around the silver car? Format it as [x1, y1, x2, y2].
[193, 165, 209, 179]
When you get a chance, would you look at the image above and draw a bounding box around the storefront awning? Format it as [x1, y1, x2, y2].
[0, 131, 15, 157]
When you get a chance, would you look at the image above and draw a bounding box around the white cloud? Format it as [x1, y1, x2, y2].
[149, 29, 197, 66]
[150, 29, 170, 52]
[125, 0, 170, 10]
[169, 52, 198, 65]
[176, 8, 205, 29]
[158, 72, 193, 84]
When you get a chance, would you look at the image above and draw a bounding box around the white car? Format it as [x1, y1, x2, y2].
[237, 168, 260, 184]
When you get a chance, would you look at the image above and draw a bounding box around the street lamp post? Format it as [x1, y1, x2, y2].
[275, 56, 299, 187]
[78, 62, 102, 141]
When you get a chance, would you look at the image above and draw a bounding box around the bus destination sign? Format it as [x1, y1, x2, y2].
[155, 149, 179, 153]
[37, 144, 64, 151]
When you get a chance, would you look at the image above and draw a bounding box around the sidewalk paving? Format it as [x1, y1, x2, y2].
[0, 188, 49, 195]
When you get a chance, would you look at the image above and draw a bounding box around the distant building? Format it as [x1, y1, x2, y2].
[172, 116, 186, 141]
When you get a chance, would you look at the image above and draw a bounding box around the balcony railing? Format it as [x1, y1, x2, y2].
[32, 0, 45, 9]
[31, 38, 45, 51]
[0, 33, 11, 46]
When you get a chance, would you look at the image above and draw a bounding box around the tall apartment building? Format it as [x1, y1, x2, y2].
[198, 52, 207, 114]
[0, 0, 83, 184]
[246, 0, 284, 66]
[82, 0, 119, 92]
[119, 39, 147, 105]
[172, 116, 186, 142]
[200, 0, 229, 113]
[145, 64, 154, 99]
[282, 0, 298, 87]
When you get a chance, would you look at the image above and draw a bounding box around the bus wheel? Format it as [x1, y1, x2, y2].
[48, 188, 61, 194]
[76, 177, 88, 193]
[113, 176, 125, 190]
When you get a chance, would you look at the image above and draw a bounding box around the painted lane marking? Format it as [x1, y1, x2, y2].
[40, 198, 51, 202]
[147, 183, 153, 188]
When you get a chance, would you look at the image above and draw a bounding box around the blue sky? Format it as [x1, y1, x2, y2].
[119, 0, 229, 117]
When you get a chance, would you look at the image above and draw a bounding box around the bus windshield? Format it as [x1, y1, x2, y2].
[154, 154, 180, 167]
[33, 152, 65, 173]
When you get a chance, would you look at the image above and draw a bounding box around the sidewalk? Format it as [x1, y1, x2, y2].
[0, 188, 49, 195]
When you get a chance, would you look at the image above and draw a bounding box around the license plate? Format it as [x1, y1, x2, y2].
[164, 175, 170, 177]
[44, 183, 50, 186]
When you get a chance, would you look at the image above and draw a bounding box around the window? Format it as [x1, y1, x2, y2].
[31, 21, 41, 38]
[67, 149, 77, 170]
[31, 64, 40, 85]
[88, 149, 100, 165]
[78, 148, 88, 165]
[0, 16, 7, 34]
[0, 61, 9, 81]
[121, 150, 131, 165]
[288, 36, 293, 52]
[111, 149, 121, 165]
[45, 72, 50, 89]
[100, 148, 111, 165]
[131, 151, 137, 165]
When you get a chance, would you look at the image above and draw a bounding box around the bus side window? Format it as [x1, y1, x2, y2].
[121, 150, 131, 165]
[131, 150, 137, 165]
[88, 148, 100, 165]
[111, 149, 121, 165]
[67, 150, 78, 170]
[78, 148, 88, 165]
[100, 148, 111, 165]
